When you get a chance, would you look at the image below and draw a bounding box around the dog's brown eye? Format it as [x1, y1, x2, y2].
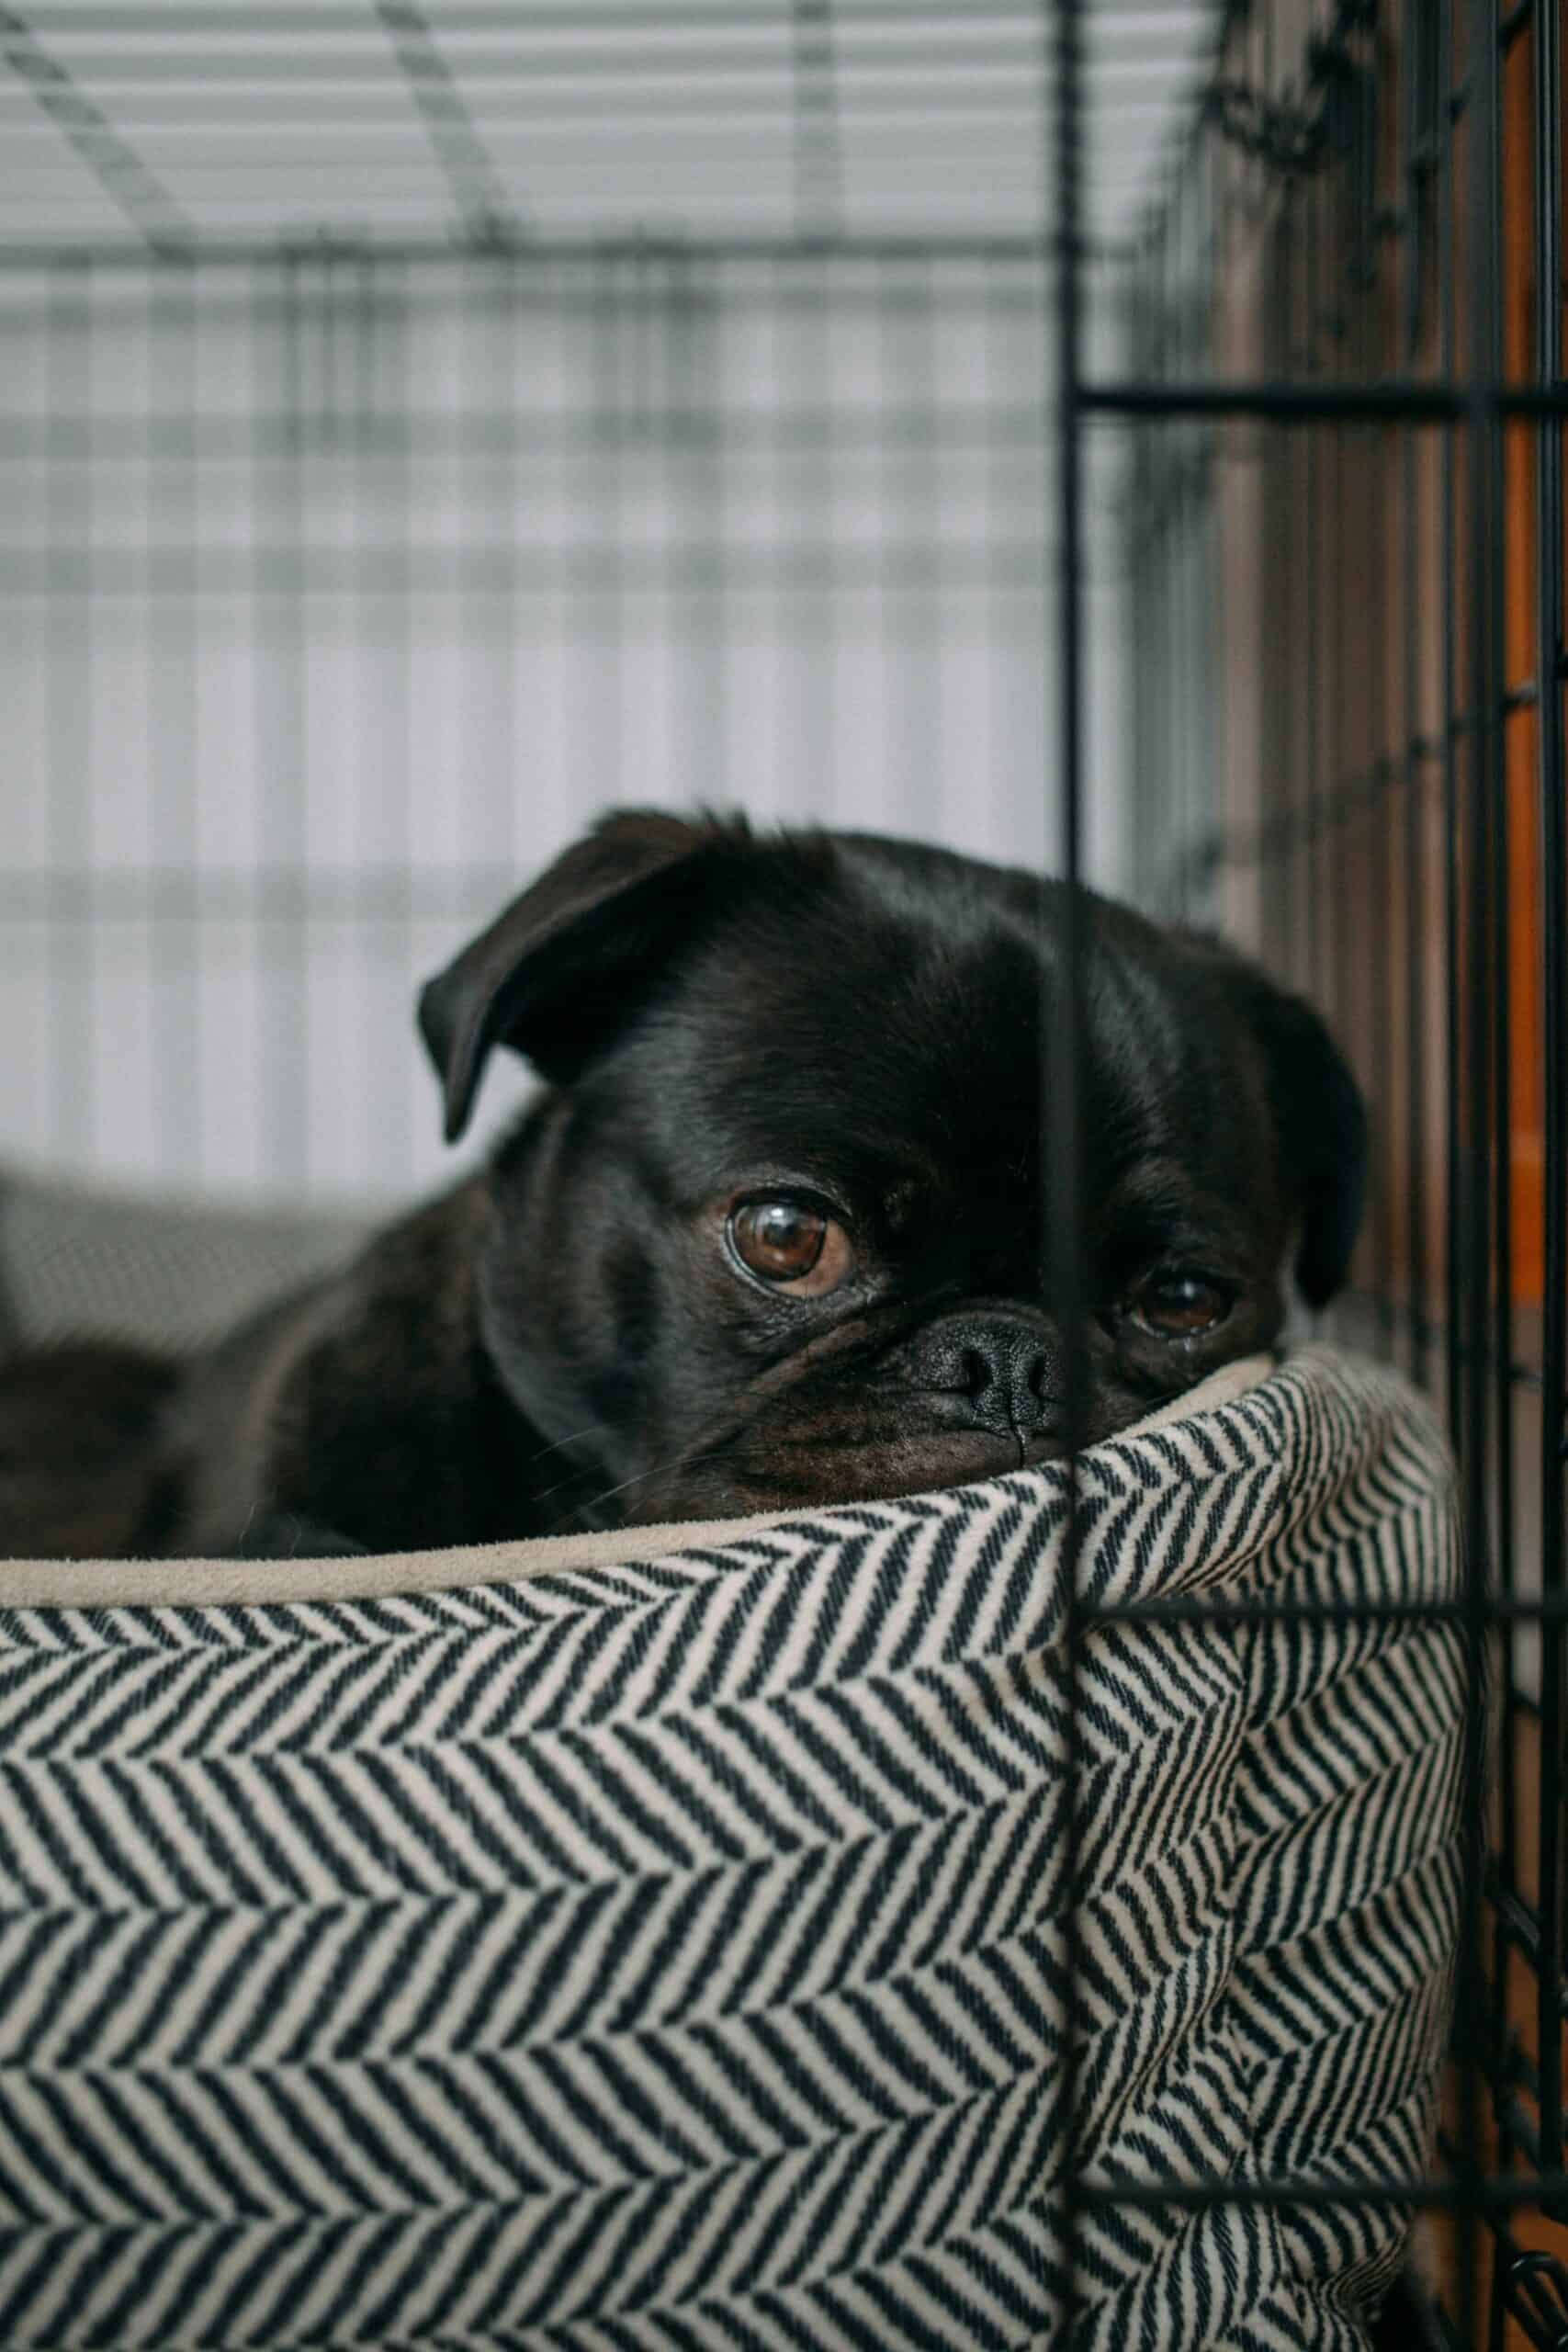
[1134, 1272, 1232, 1339]
[728, 1200, 852, 1296]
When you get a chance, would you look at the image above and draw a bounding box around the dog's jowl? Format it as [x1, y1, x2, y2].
[4, 809, 1366, 1558]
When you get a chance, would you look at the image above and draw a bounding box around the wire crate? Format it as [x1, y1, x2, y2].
[2, 0, 1168, 1202]
[4, 0, 1565, 2344]
[1102, 0, 1568, 2338]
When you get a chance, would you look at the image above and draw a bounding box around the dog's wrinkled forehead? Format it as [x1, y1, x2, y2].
[592, 840, 1264, 1216]
[420, 810, 1365, 1306]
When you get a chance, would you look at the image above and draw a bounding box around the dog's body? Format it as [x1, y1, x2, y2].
[3, 811, 1366, 1560]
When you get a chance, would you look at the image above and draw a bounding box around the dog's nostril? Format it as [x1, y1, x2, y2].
[915, 1317, 1062, 1434]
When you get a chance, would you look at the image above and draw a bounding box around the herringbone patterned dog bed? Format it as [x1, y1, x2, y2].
[0, 1348, 1462, 2349]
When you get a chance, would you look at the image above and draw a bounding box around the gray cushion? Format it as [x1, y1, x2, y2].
[0, 1166, 372, 1353]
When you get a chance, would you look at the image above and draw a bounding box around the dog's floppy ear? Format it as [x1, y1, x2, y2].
[419, 807, 749, 1141]
[1227, 963, 1368, 1306]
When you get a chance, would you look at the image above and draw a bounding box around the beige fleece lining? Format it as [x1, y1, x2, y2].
[0, 1353, 1274, 1611]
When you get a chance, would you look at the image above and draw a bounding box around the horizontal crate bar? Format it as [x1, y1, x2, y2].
[1085, 379, 1568, 419]
[0, 232, 1059, 266]
[1077, 1592, 1568, 1626]
[1076, 2174, 1568, 2217]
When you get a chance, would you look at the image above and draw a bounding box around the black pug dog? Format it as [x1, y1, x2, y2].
[4, 808, 1366, 1561]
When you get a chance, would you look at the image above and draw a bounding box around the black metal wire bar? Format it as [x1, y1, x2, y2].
[1486, 5, 1519, 2276]
[1083, 1591, 1568, 1627]
[0, 235, 1062, 270]
[1147, 222, 1173, 919]
[1123, 242, 1143, 906]
[1193, 157, 1217, 927]
[1401, 0, 1429, 1391]
[582, 255, 626, 927]
[994, 252, 1032, 858]
[1305, 162, 1324, 1031]
[894, 257, 942, 839]
[1438, 0, 1462, 1641]
[1256, 206, 1280, 971]
[0, 96, 1180, 139]
[1082, 381, 1568, 418]
[0, 405, 1061, 456]
[1168, 194, 1193, 922]
[1250, 186, 1279, 973]
[796, 253, 835, 821]
[384, 255, 416, 1189]
[1325, 265, 1348, 1284]
[1490, 2245, 1568, 2352]
[1050, 0, 1085, 2324]
[147, 263, 201, 1184]
[1361, 42, 1397, 1365]
[678, 253, 728, 821]
[0, 1, 192, 250]
[1282, 201, 1305, 997]
[12, 0, 1088, 25]
[0, 548, 1055, 595]
[877, 262, 905, 836]
[14, 31, 1193, 81]
[1459, 0, 1504, 2322]
[1077, 2171, 1568, 2216]
[450, 256, 502, 1060]
[43, 259, 93, 1169]
[0, 33, 1080, 85]
[4, 156, 1099, 201]
[789, 0, 844, 240]
[489, 258, 526, 881]
[372, 0, 516, 241]
[0, 90, 1177, 137]
[0, 275, 1057, 334]
[1532, 0, 1567, 2193]
[255, 254, 310, 1193]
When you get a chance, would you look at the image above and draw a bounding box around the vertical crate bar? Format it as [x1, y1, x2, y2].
[1401, 0, 1430, 1390]
[1049, 0, 1086, 2321]
[256, 254, 310, 1196]
[1459, 0, 1505, 2327]
[148, 262, 201, 1184]
[1439, 0, 1463, 1469]
[45, 258, 93, 1168]
[1531, 0, 1566, 2190]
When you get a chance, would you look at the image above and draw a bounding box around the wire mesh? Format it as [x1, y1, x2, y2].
[6, 0, 1564, 2342]
[2, 248, 1082, 1198]
[0, 0, 1216, 251]
[2, 0, 1212, 1198]
[1111, 0, 1568, 2338]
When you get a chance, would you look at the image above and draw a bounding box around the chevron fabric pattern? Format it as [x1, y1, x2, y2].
[0, 1347, 1463, 2350]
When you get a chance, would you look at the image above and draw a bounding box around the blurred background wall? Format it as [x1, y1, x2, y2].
[0, 1, 1215, 1207]
[2, 254, 1134, 1204]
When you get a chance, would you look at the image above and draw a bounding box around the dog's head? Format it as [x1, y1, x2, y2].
[419, 810, 1366, 1526]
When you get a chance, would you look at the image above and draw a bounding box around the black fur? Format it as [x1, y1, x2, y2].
[4, 810, 1367, 1559]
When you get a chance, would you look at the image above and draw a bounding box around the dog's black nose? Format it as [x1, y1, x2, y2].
[912, 1312, 1061, 1438]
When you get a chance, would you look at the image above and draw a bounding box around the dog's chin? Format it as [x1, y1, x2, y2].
[621, 1427, 1073, 1524]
